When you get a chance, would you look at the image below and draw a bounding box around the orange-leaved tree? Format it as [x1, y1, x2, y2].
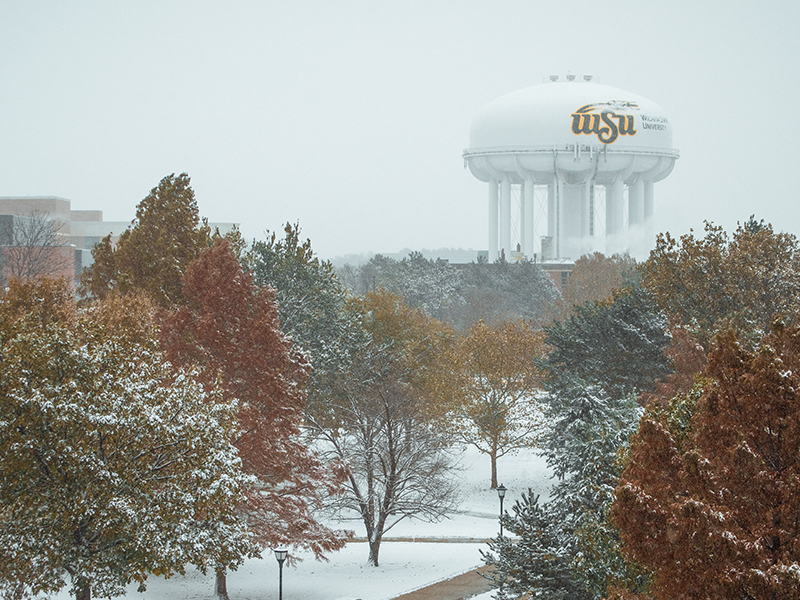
[638, 317, 708, 410]
[611, 320, 800, 599]
[80, 173, 212, 307]
[561, 252, 638, 313]
[641, 218, 800, 350]
[451, 319, 547, 488]
[161, 240, 349, 598]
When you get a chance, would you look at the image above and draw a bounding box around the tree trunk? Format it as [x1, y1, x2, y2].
[490, 450, 498, 489]
[75, 581, 91, 600]
[215, 569, 229, 600]
[368, 535, 382, 567]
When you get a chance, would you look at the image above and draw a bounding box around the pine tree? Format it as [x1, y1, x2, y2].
[458, 258, 563, 328]
[541, 384, 645, 598]
[386, 251, 464, 323]
[485, 285, 668, 598]
[338, 254, 562, 329]
[482, 491, 593, 600]
[542, 285, 670, 401]
[80, 234, 117, 299]
[244, 223, 361, 420]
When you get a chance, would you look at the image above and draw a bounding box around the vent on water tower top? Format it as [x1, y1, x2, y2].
[548, 74, 595, 83]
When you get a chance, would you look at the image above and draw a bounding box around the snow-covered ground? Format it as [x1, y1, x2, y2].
[48, 447, 552, 600]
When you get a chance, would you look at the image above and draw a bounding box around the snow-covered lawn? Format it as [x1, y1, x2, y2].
[103, 543, 482, 600]
[47, 447, 552, 600]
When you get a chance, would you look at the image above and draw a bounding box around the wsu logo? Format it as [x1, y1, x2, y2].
[571, 101, 638, 145]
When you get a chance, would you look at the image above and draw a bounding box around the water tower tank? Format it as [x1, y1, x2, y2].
[463, 76, 678, 261]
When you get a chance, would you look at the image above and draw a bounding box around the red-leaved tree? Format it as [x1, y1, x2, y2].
[161, 240, 349, 598]
[611, 321, 800, 599]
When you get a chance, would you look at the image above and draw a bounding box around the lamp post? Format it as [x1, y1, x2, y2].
[497, 484, 507, 537]
[274, 548, 288, 600]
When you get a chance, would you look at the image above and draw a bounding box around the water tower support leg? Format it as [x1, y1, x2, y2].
[547, 182, 556, 251]
[606, 180, 625, 255]
[524, 178, 535, 258]
[488, 178, 498, 262]
[581, 180, 591, 255]
[629, 180, 644, 228]
[628, 180, 645, 257]
[520, 181, 526, 256]
[500, 178, 511, 259]
[644, 180, 655, 257]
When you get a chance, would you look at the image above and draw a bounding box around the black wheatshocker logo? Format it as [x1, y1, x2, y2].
[571, 101, 638, 145]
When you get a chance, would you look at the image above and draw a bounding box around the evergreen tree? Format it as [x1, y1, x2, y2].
[490, 285, 668, 598]
[80, 234, 117, 300]
[483, 491, 592, 600]
[387, 251, 464, 324]
[542, 286, 670, 401]
[538, 384, 646, 598]
[539, 286, 668, 597]
[459, 258, 562, 327]
[244, 223, 362, 419]
[338, 254, 562, 329]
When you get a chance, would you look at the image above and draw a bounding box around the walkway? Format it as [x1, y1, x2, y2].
[388, 566, 493, 600]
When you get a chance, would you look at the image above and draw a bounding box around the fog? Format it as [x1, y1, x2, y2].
[1, 0, 798, 260]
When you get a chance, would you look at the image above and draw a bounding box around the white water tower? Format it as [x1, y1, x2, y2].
[463, 75, 678, 261]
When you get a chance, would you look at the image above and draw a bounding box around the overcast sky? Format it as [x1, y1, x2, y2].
[1, 1, 798, 260]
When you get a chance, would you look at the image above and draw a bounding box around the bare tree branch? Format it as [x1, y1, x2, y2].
[0, 211, 71, 285]
[309, 348, 461, 567]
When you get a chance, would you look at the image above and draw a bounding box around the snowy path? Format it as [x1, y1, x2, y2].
[389, 566, 493, 600]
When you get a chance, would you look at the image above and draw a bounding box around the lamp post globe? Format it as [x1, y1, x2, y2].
[274, 548, 288, 600]
[497, 484, 507, 537]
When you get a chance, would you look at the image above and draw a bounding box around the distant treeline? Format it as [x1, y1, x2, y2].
[337, 251, 563, 329]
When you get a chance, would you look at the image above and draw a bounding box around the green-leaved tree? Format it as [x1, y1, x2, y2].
[80, 173, 212, 307]
[0, 279, 253, 600]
